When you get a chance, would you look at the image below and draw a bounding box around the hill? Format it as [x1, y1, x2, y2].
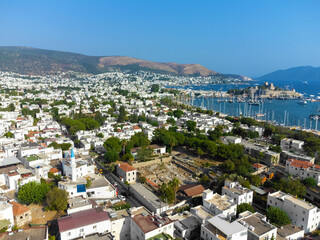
[258, 66, 320, 82]
[0, 46, 218, 76]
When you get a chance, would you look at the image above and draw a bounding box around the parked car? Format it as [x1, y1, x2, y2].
[122, 192, 131, 198]
[118, 195, 126, 201]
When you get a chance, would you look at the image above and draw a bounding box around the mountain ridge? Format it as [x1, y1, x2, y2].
[258, 66, 320, 82]
[0, 46, 219, 76]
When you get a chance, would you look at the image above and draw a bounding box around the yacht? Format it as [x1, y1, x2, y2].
[298, 100, 307, 105]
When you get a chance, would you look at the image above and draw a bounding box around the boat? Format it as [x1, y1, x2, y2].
[248, 100, 260, 106]
[298, 100, 307, 105]
[303, 81, 308, 85]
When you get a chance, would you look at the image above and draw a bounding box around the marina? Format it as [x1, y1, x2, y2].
[168, 80, 320, 131]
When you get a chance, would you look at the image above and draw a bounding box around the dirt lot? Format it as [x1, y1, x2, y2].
[29, 204, 61, 225]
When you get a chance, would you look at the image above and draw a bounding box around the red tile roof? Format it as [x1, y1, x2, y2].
[58, 208, 109, 233]
[132, 214, 173, 233]
[118, 163, 136, 172]
[146, 178, 159, 188]
[286, 159, 314, 169]
[179, 184, 205, 197]
[252, 163, 265, 169]
[49, 168, 60, 173]
[10, 201, 30, 216]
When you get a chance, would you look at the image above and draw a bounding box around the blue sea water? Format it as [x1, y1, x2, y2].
[166, 79, 320, 130]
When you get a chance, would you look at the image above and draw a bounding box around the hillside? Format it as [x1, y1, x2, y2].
[0, 46, 217, 76]
[258, 66, 320, 82]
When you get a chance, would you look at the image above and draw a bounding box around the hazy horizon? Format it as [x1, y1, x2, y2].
[1, 0, 319, 77]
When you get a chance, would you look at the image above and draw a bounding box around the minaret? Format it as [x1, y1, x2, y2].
[70, 148, 77, 182]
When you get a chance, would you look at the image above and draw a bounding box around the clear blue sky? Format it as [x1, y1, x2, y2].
[0, 0, 319, 77]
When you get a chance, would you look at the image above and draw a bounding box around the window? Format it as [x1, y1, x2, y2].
[68, 232, 71, 236]
[302, 218, 304, 221]
[93, 225, 97, 229]
[80, 228, 84, 232]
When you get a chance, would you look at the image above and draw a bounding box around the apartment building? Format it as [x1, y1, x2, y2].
[285, 159, 320, 185]
[267, 191, 320, 233]
[222, 180, 253, 205]
[201, 214, 247, 240]
[203, 190, 237, 217]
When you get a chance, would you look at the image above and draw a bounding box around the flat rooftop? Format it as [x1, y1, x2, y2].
[191, 205, 214, 220]
[0, 227, 47, 240]
[206, 194, 235, 211]
[277, 225, 303, 240]
[130, 183, 166, 209]
[270, 191, 316, 210]
[238, 213, 276, 236]
[132, 214, 173, 234]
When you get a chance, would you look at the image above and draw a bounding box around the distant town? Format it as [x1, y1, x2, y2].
[0, 69, 319, 240]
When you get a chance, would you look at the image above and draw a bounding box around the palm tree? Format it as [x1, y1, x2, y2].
[169, 177, 180, 204]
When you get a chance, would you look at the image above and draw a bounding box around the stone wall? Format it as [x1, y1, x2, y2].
[132, 156, 172, 169]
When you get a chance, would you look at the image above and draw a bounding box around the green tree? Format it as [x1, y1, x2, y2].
[237, 203, 254, 216]
[104, 137, 123, 152]
[153, 129, 177, 153]
[151, 84, 160, 92]
[250, 175, 262, 186]
[139, 176, 147, 184]
[186, 120, 196, 132]
[118, 106, 127, 122]
[274, 178, 305, 197]
[8, 103, 15, 111]
[167, 118, 176, 125]
[199, 174, 210, 185]
[3, 132, 14, 138]
[96, 132, 104, 138]
[17, 180, 51, 204]
[222, 160, 236, 173]
[173, 109, 184, 119]
[136, 147, 153, 162]
[46, 187, 68, 211]
[267, 207, 291, 226]
[104, 150, 119, 162]
[304, 177, 317, 188]
[159, 183, 175, 204]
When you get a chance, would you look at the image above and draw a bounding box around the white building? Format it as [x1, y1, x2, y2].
[201, 214, 247, 240]
[222, 180, 253, 205]
[285, 159, 320, 186]
[130, 210, 174, 240]
[237, 211, 277, 240]
[0, 201, 14, 231]
[57, 208, 111, 240]
[268, 191, 320, 233]
[224, 136, 242, 144]
[109, 209, 131, 240]
[61, 149, 94, 182]
[281, 138, 304, 152]
[116, 163, 137, 184]
[202, 190, 237, 217]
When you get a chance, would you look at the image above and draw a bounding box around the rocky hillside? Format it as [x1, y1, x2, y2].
[0, 47, 217, 76]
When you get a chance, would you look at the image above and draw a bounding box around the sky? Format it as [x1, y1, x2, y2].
[0, 0, 319, 77]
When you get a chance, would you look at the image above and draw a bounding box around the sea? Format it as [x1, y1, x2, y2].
[166, 79, 320, 130]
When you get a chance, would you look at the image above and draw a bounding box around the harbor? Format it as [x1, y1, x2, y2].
[168, 81, 320, 131]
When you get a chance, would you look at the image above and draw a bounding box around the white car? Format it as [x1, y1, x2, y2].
[118, 195, 126, 201]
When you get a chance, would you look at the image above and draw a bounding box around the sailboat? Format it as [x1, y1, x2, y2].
[309, 102, 320, 120]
